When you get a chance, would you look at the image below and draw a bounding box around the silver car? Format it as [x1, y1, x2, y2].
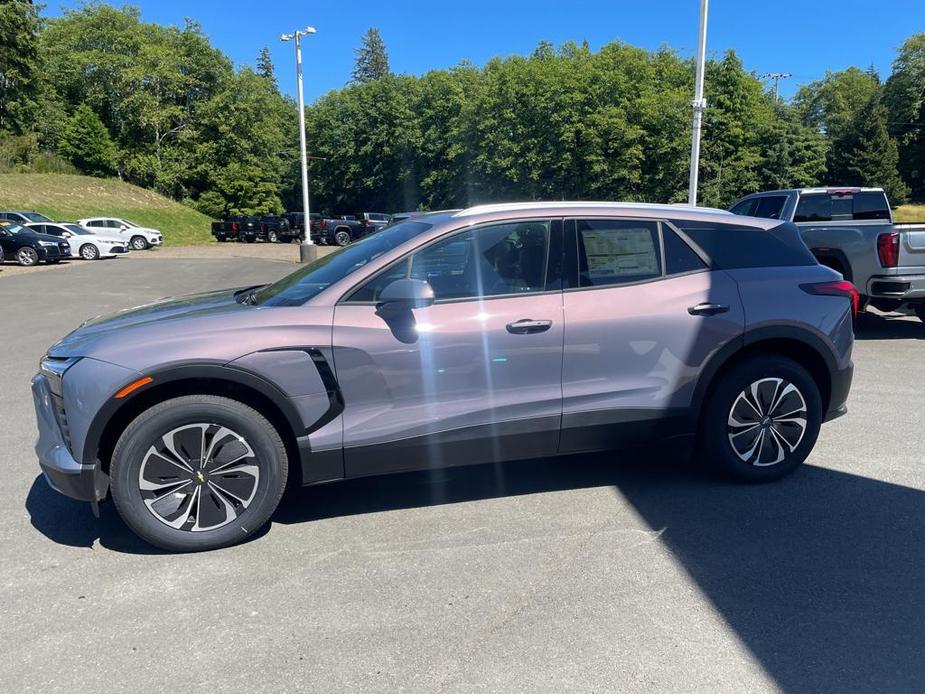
[33, 202, 855, 551]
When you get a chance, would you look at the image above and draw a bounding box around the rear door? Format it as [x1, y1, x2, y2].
[333, 218, 566, 477]
[560, 217, 744, 453]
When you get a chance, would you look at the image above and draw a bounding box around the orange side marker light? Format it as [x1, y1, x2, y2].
[115, 376, 153, 399]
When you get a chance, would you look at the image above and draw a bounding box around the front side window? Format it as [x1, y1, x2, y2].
[254, 219, 434, 306]
[575, 219, 661, 287]
[409, 221, 551, 301]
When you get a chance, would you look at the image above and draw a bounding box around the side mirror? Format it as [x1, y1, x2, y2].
[376, 278, 435, 312]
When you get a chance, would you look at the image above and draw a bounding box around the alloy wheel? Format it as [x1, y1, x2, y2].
[727, 377, 808, 467]
[80, 244, 99, 260]
[335, 230, 351, 246]
[138, 423, 260, 532]
[131, 236, 148, 250]
[17, 247, 38, 266]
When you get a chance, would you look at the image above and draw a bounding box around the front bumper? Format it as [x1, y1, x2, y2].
[866, 274, 925, 302]
[32, 374, 107, 502]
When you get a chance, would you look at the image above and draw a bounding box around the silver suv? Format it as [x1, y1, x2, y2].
[33, 202, 855, 551]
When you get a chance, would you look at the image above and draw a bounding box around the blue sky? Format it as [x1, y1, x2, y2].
[45, 1, 925, 102]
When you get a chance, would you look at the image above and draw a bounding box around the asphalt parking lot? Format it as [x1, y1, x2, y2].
[2, 255, 924, 693]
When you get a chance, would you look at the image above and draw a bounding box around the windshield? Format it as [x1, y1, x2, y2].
[0, 222, 29, 235]
[253, 220, 434, 306]
[63, 224, 91, 235]
[23, 212, 52, 222]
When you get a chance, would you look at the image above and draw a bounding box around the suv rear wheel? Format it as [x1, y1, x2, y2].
[699, 355, 822, 483]
[109, 395, 288, 552]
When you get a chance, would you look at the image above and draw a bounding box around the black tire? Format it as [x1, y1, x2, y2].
[698, 355, 822, 483]
[268, 230, 279, 243]
[130, 235, 148, 251]
[109, 395, 288, 552]
[47, 259, 61, 264]
[80, 243, 100, 260]
[334, 229, 351, 246]
[17, 247, 39, 266]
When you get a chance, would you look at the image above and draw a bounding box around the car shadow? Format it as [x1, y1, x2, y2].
[27, 450, 925, 690]
[274, 451, 925, 692]
[855, 310, 925, 340]
[24, 475, 269, 555]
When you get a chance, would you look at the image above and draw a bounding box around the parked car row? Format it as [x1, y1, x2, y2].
[211, 210, 413, 246]
[0, 211, 164, 266]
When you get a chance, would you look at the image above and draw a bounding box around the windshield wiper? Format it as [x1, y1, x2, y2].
[234, 284, 266, 305]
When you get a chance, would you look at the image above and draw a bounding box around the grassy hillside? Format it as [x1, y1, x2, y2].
[895, 203, 925, 222]
[0, 173, 212, 245]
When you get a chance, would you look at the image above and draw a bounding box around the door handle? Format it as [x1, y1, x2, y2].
[506, 319, 553, 334]
[688, 302, 729, 316]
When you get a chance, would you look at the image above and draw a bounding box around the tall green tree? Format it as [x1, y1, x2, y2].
[884, 33, 925, 199]
[0, 0, 42, 134]
[256, 46, 276, 86]
[59, 104, 117, 176]
[352, 28, 391, 83]
[831, 91, 909, 203]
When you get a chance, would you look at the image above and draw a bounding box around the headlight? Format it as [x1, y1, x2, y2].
[38, 241, 57, 247]
[40, 356, 81, 396]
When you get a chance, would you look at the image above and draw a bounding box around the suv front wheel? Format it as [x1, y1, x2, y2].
[109, 395, 288, 552]
[699, 355, 822, 483]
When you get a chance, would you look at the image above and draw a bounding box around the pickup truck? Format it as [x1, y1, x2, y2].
[730, 187, 925, 323]
[311, 215, 365, 246]
[257, 215, 299, 243]
[211, 216, 261, 243]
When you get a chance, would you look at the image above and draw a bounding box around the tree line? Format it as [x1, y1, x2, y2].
[0, 1, 923, 217]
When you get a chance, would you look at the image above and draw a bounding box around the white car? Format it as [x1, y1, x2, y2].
[76, 217, 164, 250]
[26, 222, 130, 260]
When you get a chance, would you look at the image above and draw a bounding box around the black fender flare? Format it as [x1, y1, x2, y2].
[689, 325, 837, 420]
[81, 362, 306, 467]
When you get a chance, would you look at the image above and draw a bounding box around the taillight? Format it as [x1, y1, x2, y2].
[801, 280, 860, 317]
[877, 232, 899, 267]
[321, 220, 326, 230]
[231, 222, 239, 231]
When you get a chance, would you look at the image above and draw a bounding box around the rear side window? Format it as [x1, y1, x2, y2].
[575, 220, 661, 287]
[670, 220, 816, 269]
[794, 192, 890, 222]
[663, 227, 707, 274]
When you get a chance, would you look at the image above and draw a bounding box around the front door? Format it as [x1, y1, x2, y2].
[333, 218, 565, 477]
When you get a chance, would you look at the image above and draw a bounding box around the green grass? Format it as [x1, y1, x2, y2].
[0, 173, 213, 245]
[895, 203, 925, 222]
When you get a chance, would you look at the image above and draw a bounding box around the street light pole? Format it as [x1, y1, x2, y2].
[688, 0, 709, 206]
[764, 72, 793, 102]
[281, 26, 317, 261]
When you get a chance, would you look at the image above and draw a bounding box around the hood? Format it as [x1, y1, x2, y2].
[24, 231, 67, 244]
[48, 286, 254, 358]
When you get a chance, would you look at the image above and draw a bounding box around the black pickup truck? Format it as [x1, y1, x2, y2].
[258, 215, 300, 243]
[211, 216, 260, 242]
[311, 215, 367, 246]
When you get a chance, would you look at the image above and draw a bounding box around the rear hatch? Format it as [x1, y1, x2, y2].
[896, 223, 925, 271]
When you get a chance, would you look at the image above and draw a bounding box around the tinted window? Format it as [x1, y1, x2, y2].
[753, 196, 787, 220]
[86, 220, 104, 227]
[795, 191, 890, 222]
[672, 220, 816, 269]
[794, 194, 831, 222]
[730, 199, 757, 216]
[853, 191, 890, 220]
[254, 220, 433, 306]
[576, 220, 661, 287]
[409, 221, 551, 300]
[664, 226, 707, 274]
